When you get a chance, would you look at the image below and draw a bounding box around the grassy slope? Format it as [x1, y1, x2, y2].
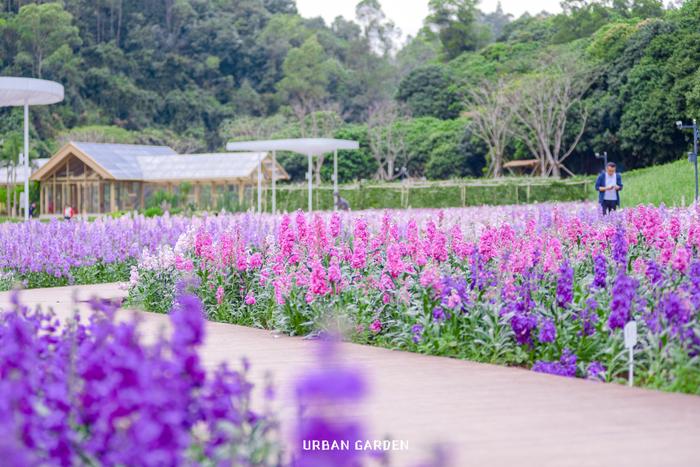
[591, 159, 698, 208]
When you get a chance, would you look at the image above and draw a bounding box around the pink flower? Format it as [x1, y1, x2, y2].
[310, 260, 330, 296]
[216, 286, 225, 305]
[330, 212, 342, 238]
[370, 319, 382, 333]
[248, 252, 263, 269]
[245, 291, 256, 305]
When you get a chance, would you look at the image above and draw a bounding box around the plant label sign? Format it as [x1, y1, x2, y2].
[624, 321, 637, 349]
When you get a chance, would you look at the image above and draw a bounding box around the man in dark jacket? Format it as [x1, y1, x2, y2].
[595, 162, 623, 214]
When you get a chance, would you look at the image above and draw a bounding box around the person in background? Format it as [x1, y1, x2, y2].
[595, 162, 623, 215]
[334, 191, 350, 211]
[63, 205, 74, 220]
[28, 202, 36, 218]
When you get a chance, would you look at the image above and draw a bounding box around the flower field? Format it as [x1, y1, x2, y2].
[126, 203, 700, 394]
[0, 215, 191, 289]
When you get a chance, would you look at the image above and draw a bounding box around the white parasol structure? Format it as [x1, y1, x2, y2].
[226, 138, 359, 213]
[0, 77, 64, 220]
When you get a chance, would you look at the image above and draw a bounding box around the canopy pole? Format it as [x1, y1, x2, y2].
[257, 152, 262, 213]
[307, 153, 313, 212]
[333, 149, 338, 211]
[271, 150, 276, 215]
[23, 99, 29, 221]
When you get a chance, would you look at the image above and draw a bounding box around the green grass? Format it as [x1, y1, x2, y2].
[600, 159, 697, 207]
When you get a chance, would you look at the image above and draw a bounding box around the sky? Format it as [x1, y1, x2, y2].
[295, 0, 563, 39]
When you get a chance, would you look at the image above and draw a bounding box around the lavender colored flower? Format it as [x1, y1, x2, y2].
[432, 306, 446, 322]
[556, 261, 573, 308]
[0, 293, 277, 466]
[538, 318, 557, 343]
[688, 261, 700, 310]
[532, 349, 577, 378]
[577, 298, 599, 336]
[293, 338, 368, 467]
[608, 271, 637, 330]
[440, 276, 469, 313]
[646, 260, 662, 285]
[612, 226, 628, 265]
[659, 292, 691, 336]
[593, 254, 607, 288]
[586, 361, 606, 381]
[510, 312, 538, 346]
[411, 324, 424, 343]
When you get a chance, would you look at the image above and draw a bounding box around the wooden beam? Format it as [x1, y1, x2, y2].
[110, 181, 116, 212]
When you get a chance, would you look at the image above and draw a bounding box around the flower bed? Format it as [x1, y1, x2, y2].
[127, 204, 700, 394]
[0, 214, 194, 290]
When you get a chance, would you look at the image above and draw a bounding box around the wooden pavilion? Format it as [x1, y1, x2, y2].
[30, 142, 289, 215]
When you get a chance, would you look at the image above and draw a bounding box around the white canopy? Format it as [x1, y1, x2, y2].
[0, 77, 64, 106]
[0, 77, 64, 220]
[226, 138, 360, 213]
[226, 138, 359, 154]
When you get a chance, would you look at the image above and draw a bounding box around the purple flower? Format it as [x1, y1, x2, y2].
[538, 318, 556, 343]
[593, 254, 607, 288]
[411, 324, 424, 343]
[646, 260, 662, 285]
[608, 271, 637, 330]
[659, 292, 691, 337]
[532, 349, 577, 377]
[432, 306, 446, 322]
[0, 293, 274, 465]
[586, 361, 606, 381]
[440, 276, 469, 312]
[612, 226, 628, 265]
[510, 312, 538, 346]
[556, 261, 573, 308]
[688, 261, 700, 310]
[293, 338, 368, 466]
[577, 298, 599, 336]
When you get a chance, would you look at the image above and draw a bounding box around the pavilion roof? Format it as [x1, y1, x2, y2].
[31, 142, 289, 182]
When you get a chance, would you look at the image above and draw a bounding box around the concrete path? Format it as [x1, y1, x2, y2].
[2, 283, 700, 467]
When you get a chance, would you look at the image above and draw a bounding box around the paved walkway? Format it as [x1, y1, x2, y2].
[2, 284, 700, 466]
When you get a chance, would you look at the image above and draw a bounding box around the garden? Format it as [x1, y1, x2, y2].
[3, 203, 698, 394]
[126, 204, 700, 393]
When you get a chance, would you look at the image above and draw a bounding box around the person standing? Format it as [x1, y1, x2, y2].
[595, 162, 623, 214]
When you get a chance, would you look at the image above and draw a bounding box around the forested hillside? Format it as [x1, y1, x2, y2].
[0, 0, 699, 182]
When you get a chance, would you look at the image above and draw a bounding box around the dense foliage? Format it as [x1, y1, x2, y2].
[0, 1, 698, 183]
[128, 205, 700, 394]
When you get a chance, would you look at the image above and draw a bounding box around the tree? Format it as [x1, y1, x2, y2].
[355, 0, 400, 56]
[464, 79, 513, 177]
[509, 56, 596, 177]
[425, 0, 489, 59]
[396, 65, 461, 119]
[11, 2, 81, 78]
[480, 1, 513, 40]
[367, 101, 410, 181]
[277, 35, 332, 133]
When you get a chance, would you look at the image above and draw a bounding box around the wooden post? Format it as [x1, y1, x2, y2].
[98, 182, 104, 214]
[194, 183, 200, 209]
[211, 182, 218, 210]
[39, 184, 44, 216]
[139, 182, 145, 211]
[238, 183, 244, 211]
[110, 181, 116, 212]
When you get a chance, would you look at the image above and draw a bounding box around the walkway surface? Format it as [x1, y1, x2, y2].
[2, 283, 700, 467]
